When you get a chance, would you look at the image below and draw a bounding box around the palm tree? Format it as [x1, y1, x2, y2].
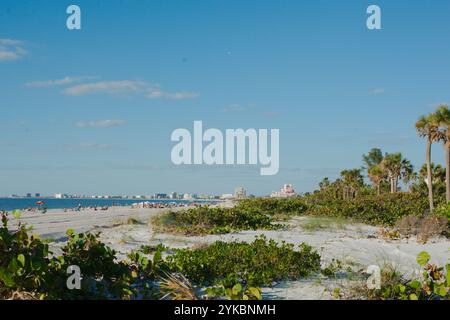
[362, 148, 384, 170]
[362, 148, 385, 193]
[319, 177, 330, 190]
[415, 114, 441, 212]
[419, 163, 446, 185]
[380, 153, 413, 194]
[433, 104, 450, 203]
[368, 165, 385, 195]
[340, 169, 364, 199]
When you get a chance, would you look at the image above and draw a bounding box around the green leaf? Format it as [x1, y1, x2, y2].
[409, 280, 422, 290]
[0, 269, 15, 287]
[153, 250, 162, 265]
[409, 293, 418, 300]
[248, 287, 262, 300]
[416, 251, 430, 266]
[17, 254, 25, 267]
[434, 285, 447, 297]
[12, 210, 21, 220]
[7, 258, 20, 273]
[232, 283, 243, 295]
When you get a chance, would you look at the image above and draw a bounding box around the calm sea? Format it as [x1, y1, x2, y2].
[0, 198, 205, 211]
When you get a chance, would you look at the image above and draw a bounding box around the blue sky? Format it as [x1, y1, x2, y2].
[1, 0, 450, 196]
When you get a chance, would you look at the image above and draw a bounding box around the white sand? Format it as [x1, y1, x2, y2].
[8, 207, 167, 240]
[8, 207, 450, 300]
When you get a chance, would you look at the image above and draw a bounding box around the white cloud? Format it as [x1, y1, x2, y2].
[0, 39, 27, 61]
[369, 88, 386, 95]
[25, 76, 96, 88]
[76, 120, 126, 128]
[63, 80, 199, 100]
[221, 103, 256, 113]
[78, 143, 113, 150]
[0, 39, 23, 46]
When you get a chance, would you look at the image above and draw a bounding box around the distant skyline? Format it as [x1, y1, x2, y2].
[1, 0, 450, 196]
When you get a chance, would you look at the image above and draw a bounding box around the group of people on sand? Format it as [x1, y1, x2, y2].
[131, 201, 200, 209]
[63, 204, 110, 213]
[23, 207, 47, 214]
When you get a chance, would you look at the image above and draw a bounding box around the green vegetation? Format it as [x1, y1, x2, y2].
[358, 252, 450, 300]
[152, 189, 448, 236]
[237, 193, 439, 226]
[299, 216, 349, 232]
[152, 206, 280, 235]
[164, 235, 321, 287]
[0, 213, 321, 300]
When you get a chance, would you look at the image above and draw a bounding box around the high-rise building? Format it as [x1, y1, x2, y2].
[234, 187, 247, 199]
[169, 192, 178, 199]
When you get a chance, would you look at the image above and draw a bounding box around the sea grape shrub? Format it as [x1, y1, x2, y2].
[368, 252, 450, 300]
[236, 193, 436, 226]
[126, 249, 170, 299]
[236, 197, 310, 216]
[0, 212, 53, 298]
[61, 229, 134, 299]
[153, 207, 278, 235]
[165, 236, 321, 287]
[435, 203, 450, 221]
[306, 193, 432, 226]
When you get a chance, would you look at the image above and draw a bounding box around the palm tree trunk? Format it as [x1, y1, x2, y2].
[446, 143, 450, 203]
[426, 139, 434, 212]
[376, 183, 380, 196]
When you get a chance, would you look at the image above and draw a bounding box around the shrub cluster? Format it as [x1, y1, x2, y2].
[152, 206, 279, 235]
[164, 235, 321, 287]
[1, 214, 321, 300]
[237, 193, 439, 226]
[362, 251, 449, 300]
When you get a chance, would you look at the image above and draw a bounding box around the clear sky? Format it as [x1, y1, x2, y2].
[1, 0, 450, 196]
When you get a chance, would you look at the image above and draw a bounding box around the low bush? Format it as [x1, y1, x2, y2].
[0, 213, 54, 299]
[152, 207, 279, 235]
[306, 193, 432, 226]
[362, 251, 449, 300]
[0, 214, 323, 300]
[164, 235, 321, 287]
[237, 197, 309, 216]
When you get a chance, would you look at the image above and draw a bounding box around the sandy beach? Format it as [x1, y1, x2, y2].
[8, 207, 167, 240]
[7, 205, 449, 300]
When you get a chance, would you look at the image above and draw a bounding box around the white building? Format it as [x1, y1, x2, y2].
[270, 184, 297, 198]
[234, 187, 247, 199]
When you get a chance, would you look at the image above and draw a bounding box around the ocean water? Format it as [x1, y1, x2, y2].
[0, 198, 204, 211]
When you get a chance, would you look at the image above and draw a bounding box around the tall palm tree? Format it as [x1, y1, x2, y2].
[415, 114, 441, 212]
[381, 153, 413, 194]
[433, 104, 450, 203]
[368, 164, 385, 195]
[340, 169, 364, 199]
[362, 148, 384, 171]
